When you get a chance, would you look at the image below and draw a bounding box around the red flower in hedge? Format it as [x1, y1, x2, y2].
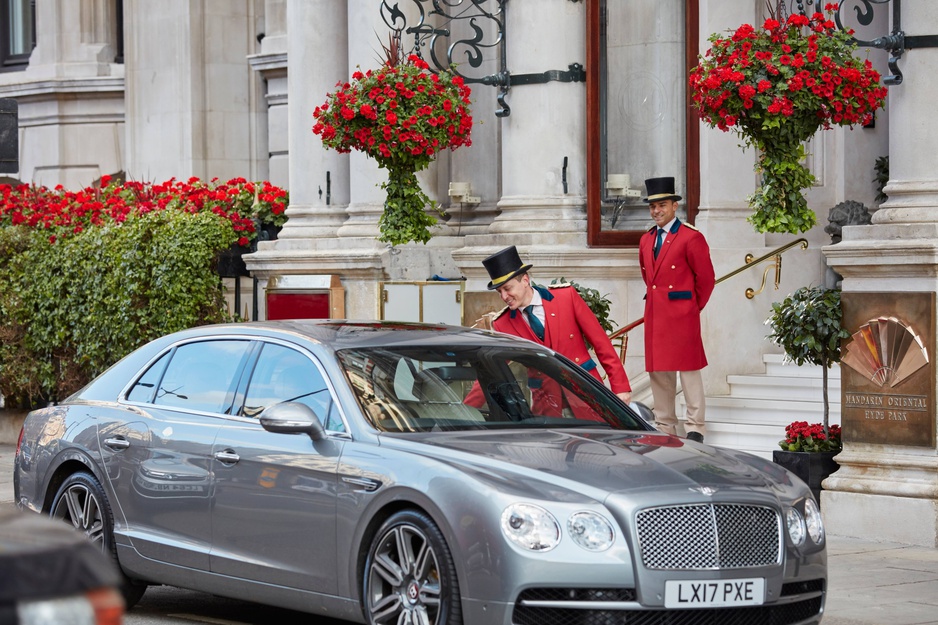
[0, 177, 289, 247]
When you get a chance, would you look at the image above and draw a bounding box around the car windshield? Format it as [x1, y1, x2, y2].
[337, 345, 648, 433]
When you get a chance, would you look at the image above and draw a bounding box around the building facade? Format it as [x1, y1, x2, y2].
[7, 1, 936, 543]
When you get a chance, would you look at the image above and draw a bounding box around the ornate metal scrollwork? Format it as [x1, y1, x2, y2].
[379, 0, 585, 117]
[782, 0, 938, 85]
[791, 0, 938, 86]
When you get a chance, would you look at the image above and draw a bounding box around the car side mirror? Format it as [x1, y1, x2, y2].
[259, 402, 327, 441]
[629, 401, 656, 426]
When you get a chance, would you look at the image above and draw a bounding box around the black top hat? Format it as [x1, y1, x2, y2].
[482, 246, 533, 290]
[643, 177, 682, 203]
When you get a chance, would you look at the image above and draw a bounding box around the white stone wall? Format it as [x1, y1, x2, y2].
[123, 0, 258, 182]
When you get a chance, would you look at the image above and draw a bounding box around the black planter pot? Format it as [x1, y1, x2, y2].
[772, 450, 841, 506]
[216, 245, 250, 278]
[260, 224, 282, 242]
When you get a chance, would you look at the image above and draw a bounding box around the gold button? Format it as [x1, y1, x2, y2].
[652, 285, 657, 289]
[669, 285, 674, 289]
[671, 265, 676, 269]
[575, 357, 580, 362]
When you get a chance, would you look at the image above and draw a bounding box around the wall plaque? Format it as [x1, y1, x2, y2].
[840, 292, 935, 447]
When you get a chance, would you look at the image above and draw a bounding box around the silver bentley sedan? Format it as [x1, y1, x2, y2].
[13, 320, 826, 625]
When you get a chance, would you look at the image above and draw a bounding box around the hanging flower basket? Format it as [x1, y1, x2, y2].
[690, 5, 888, 234]
[313, 54, 473, 246]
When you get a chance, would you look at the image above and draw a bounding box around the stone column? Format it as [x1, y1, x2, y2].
[246, 0, 386, 321]
[481, 0, 586, 244]
[125, 0, 255, 181]
[335, 0, 389, 240]
[822, 0, 938, 547]
[275, 0, 349, 239]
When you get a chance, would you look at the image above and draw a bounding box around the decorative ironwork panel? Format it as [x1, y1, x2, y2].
[379, 0, 506, 85]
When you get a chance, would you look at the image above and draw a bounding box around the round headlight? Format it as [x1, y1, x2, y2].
[501, 503, 561, 552]
[804, 498, 825, 545]
[567, 511, 615, 551]
[786, 506, 806, 546]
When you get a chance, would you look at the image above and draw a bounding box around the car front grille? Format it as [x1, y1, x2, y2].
[636, 503, 781, 570]
[513, 580, 824, 625]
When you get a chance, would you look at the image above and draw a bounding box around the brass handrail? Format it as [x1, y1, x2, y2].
[609, 238, 809, 360]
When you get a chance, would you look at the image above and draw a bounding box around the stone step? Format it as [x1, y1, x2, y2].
[725, 373, 840, 402]
[763, 353, 842, 380]
[680, 354, 842, 459]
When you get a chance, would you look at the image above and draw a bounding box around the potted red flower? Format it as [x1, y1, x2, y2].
[313, 52, 473, 246]
[776, 421, 842, 504]
[766, 285, 850, 504]
[689, 3, 888, 234]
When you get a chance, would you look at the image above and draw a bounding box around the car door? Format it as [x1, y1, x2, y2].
[210, 341, 345, 592]
[100, 338, 253, 570]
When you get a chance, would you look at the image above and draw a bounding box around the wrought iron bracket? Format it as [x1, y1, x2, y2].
[380, 0, 586, 117]
[830, 0, 938, 85]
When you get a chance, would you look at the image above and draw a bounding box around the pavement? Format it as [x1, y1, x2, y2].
[1, 440, 937, 624]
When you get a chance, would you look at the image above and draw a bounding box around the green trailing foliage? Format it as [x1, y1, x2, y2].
[379, 168, 439, 246]
[0, 210, 237, 408]
[748, 141, 818, 234]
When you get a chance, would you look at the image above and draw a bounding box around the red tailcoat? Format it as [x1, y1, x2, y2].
[491, 284, 631, 393]
[639, 220, 715, 372]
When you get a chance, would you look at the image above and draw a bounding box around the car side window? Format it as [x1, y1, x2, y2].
[126, 351, 170, 403]
[153, 340, 251, 414]
[242, 342, 344, 432]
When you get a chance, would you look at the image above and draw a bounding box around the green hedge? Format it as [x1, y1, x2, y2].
[0, 210, 237, 408]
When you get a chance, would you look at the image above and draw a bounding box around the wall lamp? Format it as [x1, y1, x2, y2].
[448, 182, 480, 205]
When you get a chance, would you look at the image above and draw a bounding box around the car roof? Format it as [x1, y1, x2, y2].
[168, 319, 533, 351]
[70, 320, 542, 403]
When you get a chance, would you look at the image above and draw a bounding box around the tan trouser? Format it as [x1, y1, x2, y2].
[649, 369, 706, 436]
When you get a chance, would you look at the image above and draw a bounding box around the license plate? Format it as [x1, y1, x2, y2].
[664, 577, 765, 608]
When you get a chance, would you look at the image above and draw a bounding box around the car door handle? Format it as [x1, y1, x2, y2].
[103, 437, 130, 450]
[214, 450, 240, 464]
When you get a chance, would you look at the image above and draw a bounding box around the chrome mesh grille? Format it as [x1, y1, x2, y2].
[636, 504, 781, 570]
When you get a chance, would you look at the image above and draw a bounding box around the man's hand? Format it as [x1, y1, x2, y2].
[616, 391, 632, 404]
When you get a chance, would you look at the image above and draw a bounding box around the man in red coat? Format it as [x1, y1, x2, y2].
[472, 246, 631, 412]
[638, 177, 715, 442]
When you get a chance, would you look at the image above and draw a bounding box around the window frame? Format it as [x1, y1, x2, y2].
[1, 0, 36, 72]
[585, 0, 700, 247]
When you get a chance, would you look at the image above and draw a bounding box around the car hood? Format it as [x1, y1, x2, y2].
[381, 428, 794, 501]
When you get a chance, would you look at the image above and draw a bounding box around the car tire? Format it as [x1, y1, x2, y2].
[363, 509, 462, 625]
[49, 471, 148, 608]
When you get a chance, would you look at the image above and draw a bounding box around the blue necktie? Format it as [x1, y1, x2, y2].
[524, 305, 545, 341]
[654, 228, 665, 259]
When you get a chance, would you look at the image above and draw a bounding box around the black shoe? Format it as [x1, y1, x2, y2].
[686, 431, 704, 443]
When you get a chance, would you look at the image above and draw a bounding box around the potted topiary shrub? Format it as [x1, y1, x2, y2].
[766, 285, 851, 504]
